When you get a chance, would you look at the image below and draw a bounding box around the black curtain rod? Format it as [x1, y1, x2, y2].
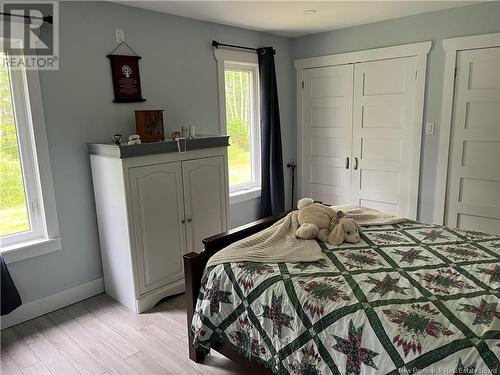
[212, 40, 275, 55]
[212, 40, 257, 52]
[0, 12, 53, 25]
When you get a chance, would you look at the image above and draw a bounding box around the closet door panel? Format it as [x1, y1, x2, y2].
[445, 47, 500, 234]
[302, 64, 354, 205]
[352, 57, 417, 217]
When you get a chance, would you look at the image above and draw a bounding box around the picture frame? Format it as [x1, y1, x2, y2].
[135, 110, 164, 143]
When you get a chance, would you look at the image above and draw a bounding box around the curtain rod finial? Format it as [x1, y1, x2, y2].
[211, 40, 220, 48]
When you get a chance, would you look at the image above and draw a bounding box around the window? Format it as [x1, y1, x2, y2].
[1, 51, 30, 237]
[0, 43, 60, 262]
[1, 50, 43, 245]
[216, 50, 261, 203]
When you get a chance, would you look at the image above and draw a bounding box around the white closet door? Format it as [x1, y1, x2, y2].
[351, 57, 418, 217]
[445, 47, 500, 234]
[301, 64, 354, 205]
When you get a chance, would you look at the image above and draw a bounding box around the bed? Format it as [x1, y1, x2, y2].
[184, 211, 500, 374]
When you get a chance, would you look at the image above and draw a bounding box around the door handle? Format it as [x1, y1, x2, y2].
[354, 157, 359, 170]
[345, 157, 350, 169]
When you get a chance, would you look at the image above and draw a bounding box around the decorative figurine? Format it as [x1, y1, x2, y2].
[128, 134, 141, 145]
[111, 133, 123, 145]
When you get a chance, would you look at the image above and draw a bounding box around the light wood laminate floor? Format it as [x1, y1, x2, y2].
[1, 293, 252, 375]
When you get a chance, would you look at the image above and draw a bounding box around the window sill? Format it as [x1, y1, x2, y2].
[1, 237, 62, 264]
[230, 188, 261, 205]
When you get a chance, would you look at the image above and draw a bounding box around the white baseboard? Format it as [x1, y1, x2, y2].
[1, 278, 104, 329]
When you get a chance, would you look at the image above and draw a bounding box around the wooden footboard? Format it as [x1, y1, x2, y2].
[183, 210, 290, 363]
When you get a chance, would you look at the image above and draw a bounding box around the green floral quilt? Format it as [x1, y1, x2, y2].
[192, 221, 500, 374]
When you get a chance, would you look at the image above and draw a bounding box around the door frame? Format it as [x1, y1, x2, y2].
[433, 32, 500, 224]
[295, 41, 431, 218]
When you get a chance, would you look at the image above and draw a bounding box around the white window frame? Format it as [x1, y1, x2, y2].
[0, 37, 61, 263]
[215, 49, 261, 204]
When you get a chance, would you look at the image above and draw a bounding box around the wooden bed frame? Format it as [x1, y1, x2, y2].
[183, 210, 290, 373]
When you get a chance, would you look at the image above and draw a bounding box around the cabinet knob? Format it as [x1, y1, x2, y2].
[181, 219, 186, 224]
[187, 218, 192, 223]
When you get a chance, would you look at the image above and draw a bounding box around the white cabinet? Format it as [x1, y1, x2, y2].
[89, 142, 229, 313]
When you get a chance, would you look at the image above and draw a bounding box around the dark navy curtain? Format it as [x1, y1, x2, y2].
[257, 47, 285, 217]
[1, 256, 22, 315]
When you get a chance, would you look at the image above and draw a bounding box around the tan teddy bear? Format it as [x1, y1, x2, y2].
[296, 198, 337, 243]
[296, 198, 362, 246]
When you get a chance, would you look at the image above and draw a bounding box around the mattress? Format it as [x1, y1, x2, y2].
[192, 220, 500, 374]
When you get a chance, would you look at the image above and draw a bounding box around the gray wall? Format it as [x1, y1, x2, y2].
[292, 1, 500, 223]
[8, 1, 293, 303]
[8, 0, 500, 306]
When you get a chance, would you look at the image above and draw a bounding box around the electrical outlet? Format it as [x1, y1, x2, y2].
[115, 28, 124, 43]
[425, 122, 435, 135]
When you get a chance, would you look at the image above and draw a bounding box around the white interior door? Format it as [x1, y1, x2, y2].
[445, 47, 500, 234]
[351, 57, 418, 217]
[301, 64, 354, 205]
[128, 162, 186, 295]
[182, 156, 228, 253]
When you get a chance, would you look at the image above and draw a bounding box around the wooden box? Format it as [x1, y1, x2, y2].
[135, 110, 164, 142]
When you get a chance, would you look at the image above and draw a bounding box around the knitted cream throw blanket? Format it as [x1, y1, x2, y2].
[331, 205, 407, 227]
[206, 205, 406, 267]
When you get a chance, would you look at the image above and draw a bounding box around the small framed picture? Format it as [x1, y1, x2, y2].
[134, 110, 164, 143]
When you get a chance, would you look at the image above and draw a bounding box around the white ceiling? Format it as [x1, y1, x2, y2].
[114, 1, 477, 37]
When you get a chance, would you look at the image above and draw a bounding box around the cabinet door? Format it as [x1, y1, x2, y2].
[301, 64, 354, 204]
[182, 157, 228, 253]
[351, 56, 418, 218]
[128, 162, 186, 295]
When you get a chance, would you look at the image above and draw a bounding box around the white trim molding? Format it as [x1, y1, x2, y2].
[0, 278, 104, 329]
[26, 67, 60, 239]
[433, 32, 500, 224]
[229, 187, 261, 205]
[295, 41, 431, 219]
[408, 50, 430, 219]
[294, 41, 432, 69]
[1, 237, 62, 264]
